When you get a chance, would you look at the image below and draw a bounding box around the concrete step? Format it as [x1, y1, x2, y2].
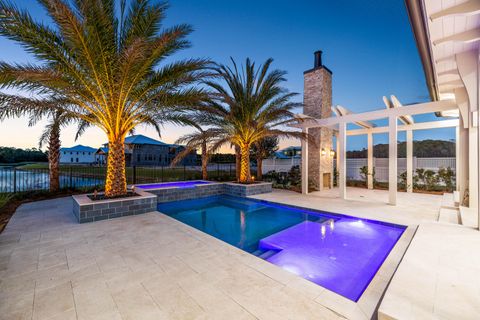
[438, 207, 459, 224]
[441, 193, 458, 210]
[459, 206, 478, 229]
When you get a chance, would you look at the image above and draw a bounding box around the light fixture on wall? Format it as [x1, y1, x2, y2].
[330, 150, 335, 157]
[321, 148, 326, 156]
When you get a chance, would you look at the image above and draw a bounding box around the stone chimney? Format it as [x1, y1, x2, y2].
[303, 51, 334, 191]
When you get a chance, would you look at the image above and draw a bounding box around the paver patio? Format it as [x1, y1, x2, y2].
[0, 188, 448, 320]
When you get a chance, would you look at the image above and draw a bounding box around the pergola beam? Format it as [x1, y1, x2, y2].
[347, 119, 458, 136]
[292, 99, 457, 129]
[390, 95, 414, 125]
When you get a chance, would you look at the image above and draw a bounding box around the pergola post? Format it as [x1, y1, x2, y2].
[406, 129, 413, 193]
[367, 131, 373, 189]
[301, 128, 309, 194]
[336, 134, 340, 170]
[455, 125, 460, 192]
[458, 117, 468, 202]
[338, 122, 347, 200]
[389, 116, 398, 205]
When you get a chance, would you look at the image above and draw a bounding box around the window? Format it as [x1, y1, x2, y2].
[63, 151, 66, 155]
[83, 152, 85, 155]
[137, 154, 140, 162]
[71, 158, 73, 162]
[76, 158, 79, 162]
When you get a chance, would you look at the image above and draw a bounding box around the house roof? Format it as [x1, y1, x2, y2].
[60, 145, 96, 152]
[95, 147, 108, 154]
[272, 146, 301, 159]
[123, 134, 168, 146]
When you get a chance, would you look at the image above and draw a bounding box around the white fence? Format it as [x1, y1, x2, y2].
[263, 158, 301, 173]
[263, 157, 456, 182]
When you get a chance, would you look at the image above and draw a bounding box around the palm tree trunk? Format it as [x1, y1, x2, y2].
[201, 141, 208, 180]
[239, 144, 251, 183]
[256, 156, 262, 180]
[105, 136, 127, 197]
[48, 124, 61, 192]
[235, 145, 241, 181]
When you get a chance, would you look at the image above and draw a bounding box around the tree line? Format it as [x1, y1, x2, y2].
[0, 147, 47, 164]
[347, 140, 455, 158]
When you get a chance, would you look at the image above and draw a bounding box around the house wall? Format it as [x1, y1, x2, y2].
[129, 144, 197, 167]
[60, 150, 96, 164]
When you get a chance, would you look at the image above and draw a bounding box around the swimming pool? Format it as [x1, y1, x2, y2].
[136, 180, 212, 190]
[158, 195, 406, 301]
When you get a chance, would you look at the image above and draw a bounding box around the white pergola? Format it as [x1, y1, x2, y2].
[295, 98, 459, 205]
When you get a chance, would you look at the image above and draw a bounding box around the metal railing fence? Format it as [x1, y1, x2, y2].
[0, 163, 237, 193]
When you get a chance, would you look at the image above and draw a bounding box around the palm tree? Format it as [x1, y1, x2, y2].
[0, 0, 209, 197]
[0, 95, 78, 192]
[250, 136, 278, 180]
[201, 58, 308, 183]
[171, 125, 218, 180]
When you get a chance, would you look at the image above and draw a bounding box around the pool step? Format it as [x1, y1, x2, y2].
[251, 249, 279, 260]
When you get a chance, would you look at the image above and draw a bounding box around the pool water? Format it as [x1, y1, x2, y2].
[158, 195, 406, 301]
[136, 180, 212, 190]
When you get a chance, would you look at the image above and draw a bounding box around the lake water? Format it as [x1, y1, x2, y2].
[0, 167, 104, 193]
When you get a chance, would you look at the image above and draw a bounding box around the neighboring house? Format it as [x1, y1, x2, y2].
[60, 145, 97, 164]
[262, 146, 301, 173]
[272, 146, 301, 159]
[96, 134, 197, 167]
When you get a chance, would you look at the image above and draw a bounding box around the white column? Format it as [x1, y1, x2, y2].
[406, 129, 413, 193]
[336, 134, 340, 170]
[459, 119, 469, 203]
[470, 126, 478, 209]
[367, 131, 373, 189]
[456, 125, 460, 191]
[301, 128, 309, 194]
[338, 122, 347, 200]
[389, 116, 398, 205]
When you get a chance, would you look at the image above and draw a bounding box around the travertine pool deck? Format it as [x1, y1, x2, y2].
[0, 188, 470, 320]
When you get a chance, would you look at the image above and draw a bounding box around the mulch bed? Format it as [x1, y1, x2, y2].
[87, 191, 139, 201]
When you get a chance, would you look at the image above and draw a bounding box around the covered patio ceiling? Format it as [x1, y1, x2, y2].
[406, 0, 480, 118]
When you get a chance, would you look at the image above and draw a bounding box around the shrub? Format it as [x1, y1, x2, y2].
[437, 167, 455, 192]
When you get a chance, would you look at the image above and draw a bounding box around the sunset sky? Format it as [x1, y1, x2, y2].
[0, 0, 455, 153]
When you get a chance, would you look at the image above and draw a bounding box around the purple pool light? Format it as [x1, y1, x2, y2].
[136, 180, 212, 190]
[258, 219, 405, 301]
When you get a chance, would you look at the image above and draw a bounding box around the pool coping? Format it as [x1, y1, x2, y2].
[156, 194, 417, 320]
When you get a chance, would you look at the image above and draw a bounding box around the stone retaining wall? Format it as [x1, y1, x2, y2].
[73, 182, 272, 223]
[72, 190, 157, 223]
[223, 182, 273, 197]
[150, 182, 225, 203]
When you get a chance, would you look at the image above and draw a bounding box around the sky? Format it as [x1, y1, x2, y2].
[0, 0, 455, 152]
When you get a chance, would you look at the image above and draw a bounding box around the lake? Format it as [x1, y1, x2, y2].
[0, 166, 104, 193]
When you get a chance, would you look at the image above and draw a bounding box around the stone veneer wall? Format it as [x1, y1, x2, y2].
[223, 182, 273, 197]
[72, 190, 157, 223]
[303, 61, 334, 191]
[73, 182, 273, 223]
[150, 182, 225, 203]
